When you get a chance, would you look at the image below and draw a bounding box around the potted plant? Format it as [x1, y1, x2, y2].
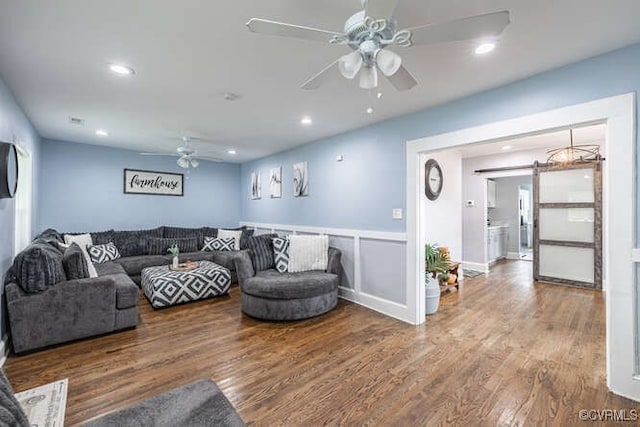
[425, 243, 450, 315]
[168, 243, 180, 269]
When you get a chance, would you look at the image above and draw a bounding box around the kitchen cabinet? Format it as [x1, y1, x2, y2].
[487, 179, 497, 208]
[487, 226, 508, 263]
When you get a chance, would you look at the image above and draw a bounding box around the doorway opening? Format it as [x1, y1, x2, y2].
[406, 93, 637, 400]
[518, 185, 533, 261]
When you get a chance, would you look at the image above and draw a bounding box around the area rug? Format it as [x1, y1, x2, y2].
[463, 269, 484, 278]
[15, 378, 67, 427]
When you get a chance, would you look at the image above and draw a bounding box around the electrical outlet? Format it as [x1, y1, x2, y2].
[392, 208, 403, 220]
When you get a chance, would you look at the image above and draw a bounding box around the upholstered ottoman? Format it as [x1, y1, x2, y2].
[141, 261, 231, 308]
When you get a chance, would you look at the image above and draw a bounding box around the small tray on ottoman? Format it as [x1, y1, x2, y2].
[169, 261, 199, 272]
[141, 260, 232, 309]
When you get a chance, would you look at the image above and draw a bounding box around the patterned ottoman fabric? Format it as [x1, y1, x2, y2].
[141, 261, 231, 309]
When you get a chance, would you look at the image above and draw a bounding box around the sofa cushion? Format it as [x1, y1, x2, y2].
[111, 227, 163, 257]
[164, 226, 205, 249]
[147, 237, 199, 255]
[217, 229, 242, 251]
[210, 251, 238, 271]
[88, 242, 121, 264]
[90, 229, 115, 245]
[94, 261, 127, 276]
[202, 236, 235, 252]
[63, 233, 98, 278]
[62, 243, 90, 280]
[12, 241, 67, 294]
[201, 226, 218, 238]
[242, 270, 338, 299]
[110, 274, 139, 309]
[246, 234, 277, 271]
[116, 255, 170, 276]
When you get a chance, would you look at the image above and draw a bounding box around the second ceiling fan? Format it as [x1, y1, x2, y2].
[247, 0, 510, 91]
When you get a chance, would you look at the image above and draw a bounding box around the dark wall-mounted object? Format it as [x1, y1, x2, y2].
[0, 142, 18, 199]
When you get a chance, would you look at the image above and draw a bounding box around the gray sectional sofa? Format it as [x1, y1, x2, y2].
[4, 226, 253, 354]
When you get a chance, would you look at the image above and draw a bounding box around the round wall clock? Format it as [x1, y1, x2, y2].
[0, 143, 18, 199]
[424, 158, 443, 201]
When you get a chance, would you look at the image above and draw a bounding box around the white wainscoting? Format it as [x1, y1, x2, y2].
[240, 222, 410, 322]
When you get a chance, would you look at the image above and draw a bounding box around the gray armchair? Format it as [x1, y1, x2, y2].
[234, 247, 342, 321]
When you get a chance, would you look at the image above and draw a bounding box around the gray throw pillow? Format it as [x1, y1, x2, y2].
[246, 234, 278, 271]
[147, 237, 199, 255]
[12, 241, 66, 293]
[62, 242, 90, 280]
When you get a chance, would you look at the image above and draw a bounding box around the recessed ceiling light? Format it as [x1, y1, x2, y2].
[109, 63, 135, 75]
[227, 149, 236, 155]
[301, 116, 312, 125]
[475, 43, 496, 55]
[376, 92, 383, 99]
[501, 145, 511, 150]
[366, 107, 373, 114]
[96, 130, 109, 137]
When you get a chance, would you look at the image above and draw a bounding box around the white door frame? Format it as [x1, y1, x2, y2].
[406, 93, 636, 399]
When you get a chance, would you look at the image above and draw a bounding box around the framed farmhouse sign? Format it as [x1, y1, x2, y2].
[123, 169, 184, 196]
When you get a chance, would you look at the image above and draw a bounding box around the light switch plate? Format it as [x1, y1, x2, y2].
[392, 208, 403, 219]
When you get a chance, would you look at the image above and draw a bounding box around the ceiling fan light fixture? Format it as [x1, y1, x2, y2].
[177, 157, 189, 168]
[190, 158, 199, 168]
[359, 65, 378, 89]
[375, 49, 402, 77]
[338, 51, 363, 79]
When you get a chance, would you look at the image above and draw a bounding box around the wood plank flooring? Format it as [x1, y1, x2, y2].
[4, 260, 639, 425]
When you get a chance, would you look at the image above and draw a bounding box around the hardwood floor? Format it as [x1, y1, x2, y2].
[4, 260, 639, 425]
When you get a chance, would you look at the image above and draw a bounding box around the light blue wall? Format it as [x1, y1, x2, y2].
[0, 73, 41, 337]
[37, 140, 241, 233]
[241, 42, 640, 233]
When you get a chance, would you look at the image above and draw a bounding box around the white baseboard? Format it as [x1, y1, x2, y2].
[507, 252, 521, 260]
[338, 287, 410, 323]
[461, 261, 489, 273]
[0, 334, 9, 367]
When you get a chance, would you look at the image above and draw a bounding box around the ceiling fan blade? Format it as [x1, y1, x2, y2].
[301, 59, 340, 90]
[246, 18, 343, 44]
[404, 10, 510, 46]
[195, 156, 224, 163]
[365, 0, 399, 20]
[384, 65, 417, 91]
[140, 152, 179, 157]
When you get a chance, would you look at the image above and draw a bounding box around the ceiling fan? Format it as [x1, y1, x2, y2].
[247, 0, 510, 91]
[140, 136, 223, 169]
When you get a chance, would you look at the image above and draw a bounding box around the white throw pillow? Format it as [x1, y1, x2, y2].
[287, 235, 329, 273]
[64, 233, 98, 278]
[217, 229, 242, 251]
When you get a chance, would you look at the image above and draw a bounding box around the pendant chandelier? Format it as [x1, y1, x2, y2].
[546, 129, 601, 164]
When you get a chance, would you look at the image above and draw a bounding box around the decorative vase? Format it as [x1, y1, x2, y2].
[172, 256, 179, 269]
[425, 275, 441, 315]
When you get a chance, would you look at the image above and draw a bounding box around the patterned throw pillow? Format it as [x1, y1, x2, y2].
[272, 237, 290, 273]
[246, 234, 278, 271]
[202, 236, 235, 252]
[217, 229, 242, 250]
[88, 242, 121, 264]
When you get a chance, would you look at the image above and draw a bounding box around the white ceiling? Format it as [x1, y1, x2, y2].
[0, 1, 638, 163]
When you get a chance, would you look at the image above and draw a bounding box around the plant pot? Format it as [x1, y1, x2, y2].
[425, 275, 441, 315]
[172, 256, 179, 269]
